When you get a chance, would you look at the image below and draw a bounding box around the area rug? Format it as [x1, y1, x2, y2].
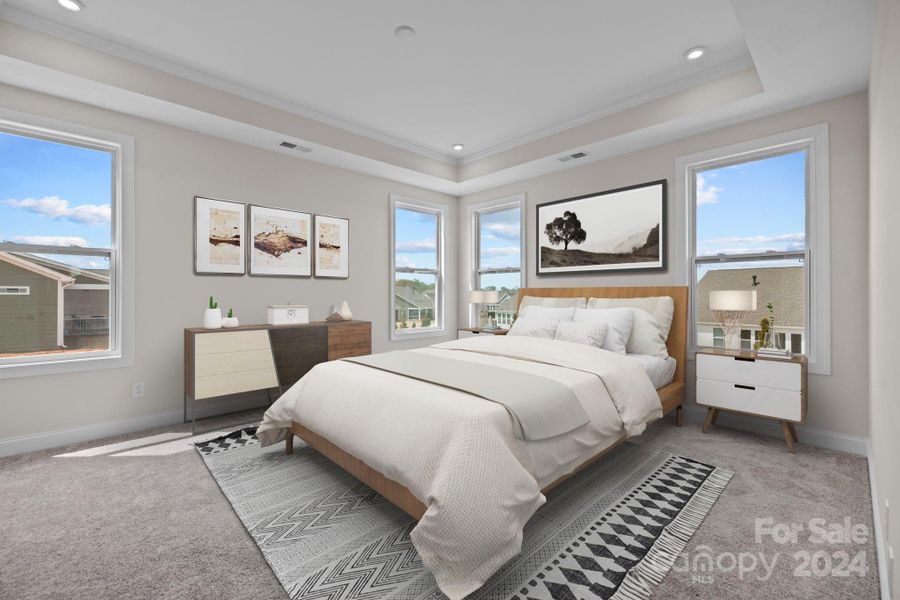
[197, 428, 731, 600]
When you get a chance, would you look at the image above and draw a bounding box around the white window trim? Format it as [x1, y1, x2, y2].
[390, 195, 446, 341]
[468, 193, 526, 327]
[0, 108, 135, 379]
[678, 123, 830, 375]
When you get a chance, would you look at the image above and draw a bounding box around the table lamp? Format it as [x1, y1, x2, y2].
[709, 290, 757, 349]
[469, 290, 500, 329]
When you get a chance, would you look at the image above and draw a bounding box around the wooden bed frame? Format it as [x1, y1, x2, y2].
[286, 285, 688, 520]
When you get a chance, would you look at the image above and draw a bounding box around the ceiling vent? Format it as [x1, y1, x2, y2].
[279, 141, 313, 153]
[558, 151, 590, 163]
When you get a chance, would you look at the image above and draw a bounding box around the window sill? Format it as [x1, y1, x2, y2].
[390, 328, 448, 342]
[0, 351, 133, 380]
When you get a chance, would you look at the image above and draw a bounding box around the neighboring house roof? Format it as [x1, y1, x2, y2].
[0, 252, 75, 286]
[697, 266, 804, 328]
[488, 292, 517, 312]
[9, 253, 109, 285]
[395, 286, 435, 310]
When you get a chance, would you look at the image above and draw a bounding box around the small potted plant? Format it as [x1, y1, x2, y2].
[203, 296, 222, 329]
[222, 308, 239, 328]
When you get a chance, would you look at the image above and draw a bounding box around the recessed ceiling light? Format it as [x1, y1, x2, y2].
[58, 0, 84, 11]
[452, 143, 464, 151]
[684, 46, 706, 61]
[394, 25, 416, 40]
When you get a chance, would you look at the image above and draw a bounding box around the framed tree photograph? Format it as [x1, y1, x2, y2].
[536, 179, 666, 275]
[248, 205, 312, 277]
[194, 196, 246, 275]
[314, 214, 349, 278]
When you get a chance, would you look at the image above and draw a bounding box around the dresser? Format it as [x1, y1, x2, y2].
[696, 348, 807, 452]
[184, 320, 371, 431]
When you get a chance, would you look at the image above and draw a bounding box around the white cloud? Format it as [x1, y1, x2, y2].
[479, 246, 520, 258]
[696, 173, 723, 205]
[395, 255, 418, 268]
[3, 196, 111, 225]
[12, 235, 88, 247]
[482, 222, 520, 241]
[395, 239, 436, 253]
[704, 233, 805, 245]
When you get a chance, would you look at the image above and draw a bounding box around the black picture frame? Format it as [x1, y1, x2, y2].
[535, 179, 667, 276]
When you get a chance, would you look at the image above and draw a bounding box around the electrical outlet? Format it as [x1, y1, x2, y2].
[131, 382, 145, 399]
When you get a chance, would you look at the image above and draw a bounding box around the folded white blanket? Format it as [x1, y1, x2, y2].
[257, 335, 662, 599]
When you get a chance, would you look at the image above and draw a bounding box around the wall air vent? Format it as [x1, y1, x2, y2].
[558, 151, 590, 163]
[279, 141, 313, 153]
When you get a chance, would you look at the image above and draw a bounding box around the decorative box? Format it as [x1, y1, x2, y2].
[267, 304, 309, 325]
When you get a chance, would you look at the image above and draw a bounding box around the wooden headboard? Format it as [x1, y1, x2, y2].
[515, 286, 688, 385]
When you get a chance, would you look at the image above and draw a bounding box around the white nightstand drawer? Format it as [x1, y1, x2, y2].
[696, 353, 801, 392]
[697, 378, 801, 421]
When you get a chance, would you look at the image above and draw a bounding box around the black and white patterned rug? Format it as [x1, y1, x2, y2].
[197, 428, 731, 600]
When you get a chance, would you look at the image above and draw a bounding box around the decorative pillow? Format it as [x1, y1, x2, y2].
[554, 320, 609, 349]
[518, 295, 587, 310]
[520, 305, 577, 321]
[572, 307, 634, 354]
[507, 318, 559, 339]
[587, 296, 674, 355]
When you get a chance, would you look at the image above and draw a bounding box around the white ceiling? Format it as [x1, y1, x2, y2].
[1, 0, 753, 159]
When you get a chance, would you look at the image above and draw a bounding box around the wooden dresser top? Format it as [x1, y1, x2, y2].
[185, 320, 371, 335]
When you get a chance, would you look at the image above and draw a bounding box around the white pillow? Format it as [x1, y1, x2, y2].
[519, 295, 587, 310]
[587, 296, 674, 352]
[573, 307, 634, 354]
[520, 305, 576, 321]
[507, 318, 559, 339]
[554, 321, 608, 349]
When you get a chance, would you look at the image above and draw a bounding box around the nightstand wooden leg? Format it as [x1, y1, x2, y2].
[781, 421, 796, 453]
[787, 422, 798, 443]
[675, 405, 684, 427]
[285, 431, 294, 455]
[702, 407, 716, 433]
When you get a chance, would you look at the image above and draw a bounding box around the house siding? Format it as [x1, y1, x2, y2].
[0, 262, 59, 353]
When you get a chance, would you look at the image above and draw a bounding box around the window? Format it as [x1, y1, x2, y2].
[0, 112, 133, 376]
[470, 195, 525, 329]
[682, 124, 830, 374]
[391, 195, 444, 338]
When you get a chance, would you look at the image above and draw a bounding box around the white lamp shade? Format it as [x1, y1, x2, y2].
[469, 290, 500, 304]
[709, 290, 757, 311]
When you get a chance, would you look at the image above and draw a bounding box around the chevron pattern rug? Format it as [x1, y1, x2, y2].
[197, 428, 731, 600]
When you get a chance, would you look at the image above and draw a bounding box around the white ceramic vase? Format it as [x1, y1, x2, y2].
[203, 308, 223, 329]
[338, 300, 353, 321]
[222, 316, 240, 328]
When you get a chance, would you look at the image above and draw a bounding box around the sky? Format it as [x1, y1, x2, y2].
[0, 130, 113, 269]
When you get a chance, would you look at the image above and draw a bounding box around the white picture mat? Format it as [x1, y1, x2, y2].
[249, 205, 312, 276]
[314, 215, 349, 277]
[538, 183, 664, 273]
[195, 197, 245, 274]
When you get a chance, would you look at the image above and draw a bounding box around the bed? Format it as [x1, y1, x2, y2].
[257, 285, 686, 599]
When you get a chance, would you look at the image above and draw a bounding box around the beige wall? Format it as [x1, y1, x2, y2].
[0, 82, 458, 442]
[869, 0, 900, 594]
[459, 92, 869, 440]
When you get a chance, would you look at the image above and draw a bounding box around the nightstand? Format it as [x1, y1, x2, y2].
[696, 348, 807, 452]
[457, 327, 509, 339]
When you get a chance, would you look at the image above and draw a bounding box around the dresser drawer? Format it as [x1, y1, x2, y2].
[697, 378, 801, 421]
[696, 353, 801, 391]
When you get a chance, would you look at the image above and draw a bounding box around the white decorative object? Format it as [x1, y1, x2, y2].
[222, 311, 240, 328]
[203, 308, 223, 329]
[267, 304, 309, 325]
[338, 300, 353, 320]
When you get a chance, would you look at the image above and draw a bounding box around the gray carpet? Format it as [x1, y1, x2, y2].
[0, 412, 881, 600]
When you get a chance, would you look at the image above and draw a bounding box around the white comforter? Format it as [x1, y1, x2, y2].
[257, 335, 662, 599]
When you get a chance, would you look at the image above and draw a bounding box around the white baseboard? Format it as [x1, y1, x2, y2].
[682, 405, 869, 456]
[0, 395, 267, 458]
[868, 442, 893, 600]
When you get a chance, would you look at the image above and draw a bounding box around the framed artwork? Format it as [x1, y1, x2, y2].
[248, 205, 312, 277]
[536, 179, 666, 275]
[314, 214, 349, 278]
[194, 196, 246, 275]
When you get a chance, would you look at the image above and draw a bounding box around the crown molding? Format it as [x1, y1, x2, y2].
[460, 53, 756, 165]
[0, 5, 460, 166]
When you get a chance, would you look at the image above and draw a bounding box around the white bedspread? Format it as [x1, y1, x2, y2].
[257, 335, 662, 599]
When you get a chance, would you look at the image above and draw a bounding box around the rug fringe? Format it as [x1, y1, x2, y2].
[611, 466, 733, 600]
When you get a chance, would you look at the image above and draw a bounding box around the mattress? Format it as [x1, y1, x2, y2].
[627, 353, 677, 389]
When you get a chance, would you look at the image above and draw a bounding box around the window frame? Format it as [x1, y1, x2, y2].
[468, 194, 526, 327]
[679, 124, 830, 375]
[389, 195, 446, 341]
[0, 109, 134, 379]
